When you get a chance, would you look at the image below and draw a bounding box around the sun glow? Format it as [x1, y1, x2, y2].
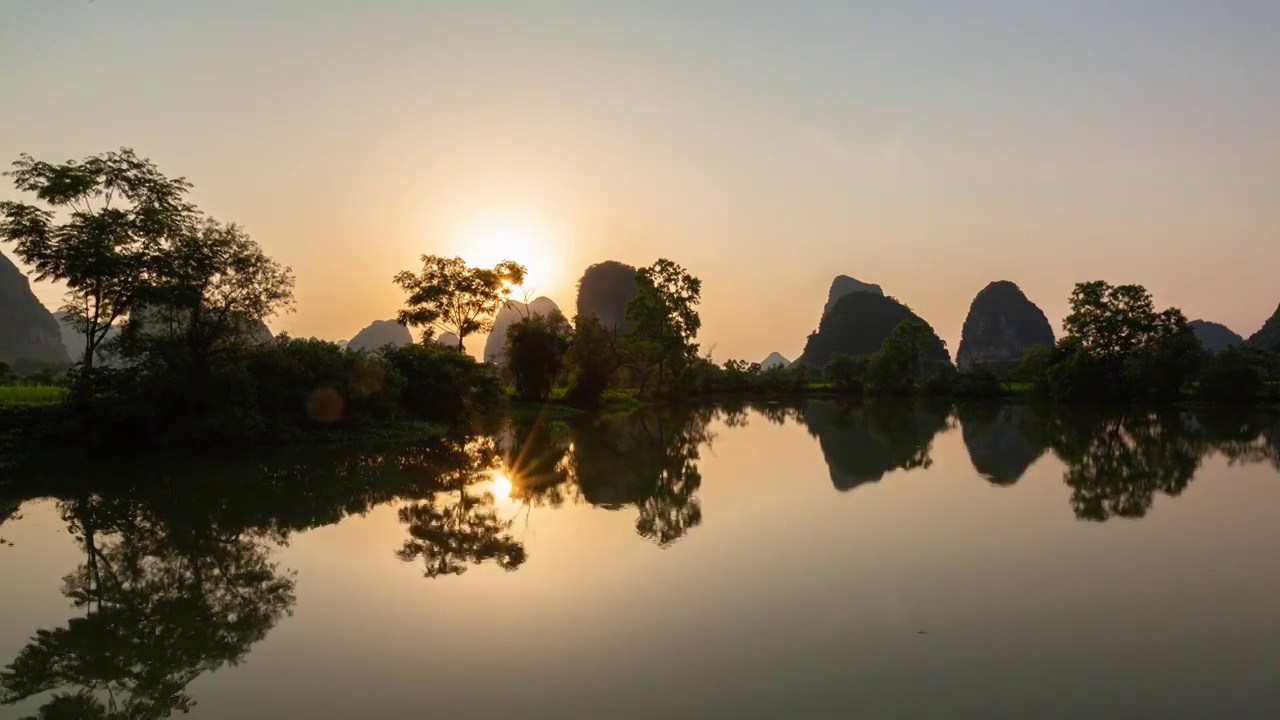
[490, 471, 513, 503]
[452, 215, 563, 297]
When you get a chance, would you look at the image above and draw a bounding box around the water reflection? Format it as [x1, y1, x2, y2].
[2, 403, 1279, 717]
[0, 493, 296, 718]
[957, 404, 1051, 485]
[567, 405, 714, 547]
[798, 400, 950, 491]
[396, 437, 527, 578]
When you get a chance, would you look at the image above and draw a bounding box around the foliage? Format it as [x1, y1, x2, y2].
[864, 320, 937, 396]
[1196, 347, 1263, 404]
[394, 255, 526, 352]
[1046, 281, 1205, 401]
[0, 149, 199, 371]
[503, 310, 572, 402]
[383, 342, 501, 422]
[119, 219, 294, 374]
[563, 314, 619, 409]
[824, 353, 868, 393]
[0, 385, 68, 407]
[623, 259, 702, 397]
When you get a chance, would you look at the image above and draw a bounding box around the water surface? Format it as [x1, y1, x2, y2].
[2, 401, 1279, 719]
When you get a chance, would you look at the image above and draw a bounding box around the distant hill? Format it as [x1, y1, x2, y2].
[436, 332, 460, 348]
[798, 291, 950, 369]
[955, 281, 1055, 369]
[484, 297, 563, 363]
[822, 275, 883, 317]
[760, 352, 790, 370]
[1189, 320, 1243, 354]
[1244, 303, 1280, 352]
[348, 320, 412, 351]
[575, 261, 638, 334]
[0, 251, 70, 366]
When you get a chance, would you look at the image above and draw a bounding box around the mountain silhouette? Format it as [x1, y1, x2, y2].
[761, 352, 791, 370]
[1189, 319, 1243, 353]
[575, 261, 638, 334]
[1244, 303, 1280, 352]
[0, 251, 70, 366]
[822, 275, 883, 317]
[348, 319, 412, 351]
[955, 281, 1055, 369]
[484, 297, 563, 363]
[798, 292, 950, 368]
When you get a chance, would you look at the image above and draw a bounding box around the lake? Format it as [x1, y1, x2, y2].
[2, 401, 1279, 719]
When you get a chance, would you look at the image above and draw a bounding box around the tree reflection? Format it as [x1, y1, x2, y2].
[957, 403, 1051, 485]
[1048, 410, 1204, 521]
[396, 437, 527, 578]
[1, 492, 296, 719]
[569, 405, 715, 547]
[798, 400, 950, 491]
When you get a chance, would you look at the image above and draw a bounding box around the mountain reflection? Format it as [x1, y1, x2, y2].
[565, 405, 715, 547]
[1, 403, 1278, 716]
[957, 404, 1051, 485]
[798, 400, 950, 491]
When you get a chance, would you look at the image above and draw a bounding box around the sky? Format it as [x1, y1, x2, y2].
[3, 0, 1279, 361]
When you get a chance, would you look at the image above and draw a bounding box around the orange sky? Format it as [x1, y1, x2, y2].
[4, 2, 1278, 361]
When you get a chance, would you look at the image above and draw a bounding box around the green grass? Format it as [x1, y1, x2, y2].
[0, 386, 68, 407]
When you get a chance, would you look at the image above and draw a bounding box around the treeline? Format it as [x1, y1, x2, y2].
[3, 148, 1279, 454]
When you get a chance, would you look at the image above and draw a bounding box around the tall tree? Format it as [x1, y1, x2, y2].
[624, 259, 701, 396]
[503, 310, 572, 402]
[0, 149, 198, 373]
[124, 219, 294, 372]
[394, 255, 526, 352]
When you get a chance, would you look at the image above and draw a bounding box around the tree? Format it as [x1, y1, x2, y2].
[123, 219, 294, 373]
[1196, 346, 1263, 404]
[0, 149, 198, 373]
[824, 353, 867, 393]
[1058, 281, 1200, 400]
[394, 256, 526, 352]
[563, 314, 619, 408]
[623, 259, 701, 396]
[865, 320, 936, 395]
[504, 310, 572, 402]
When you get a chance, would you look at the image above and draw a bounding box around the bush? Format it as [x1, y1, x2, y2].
[824, 354, 868, 394]
[953, 363, 1003, 398]
[564, 315, 617, 408]
[1196, 347, 1262, 404]
[381, 342, 498, 422]
[504, 311, 572, 402]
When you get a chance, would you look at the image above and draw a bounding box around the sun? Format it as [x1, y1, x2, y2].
[452, 215, 562, 297]
[490, 471, 513, 504]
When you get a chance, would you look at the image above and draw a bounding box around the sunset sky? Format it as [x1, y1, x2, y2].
[4, 1, 1278, 361]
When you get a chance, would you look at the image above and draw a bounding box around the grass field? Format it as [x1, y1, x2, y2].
[0, 386, 69, 407]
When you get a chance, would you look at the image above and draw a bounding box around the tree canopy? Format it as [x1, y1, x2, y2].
[394, 255, 526, 352]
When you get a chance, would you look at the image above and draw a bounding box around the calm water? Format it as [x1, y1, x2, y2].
[2, 401, 1279, 719]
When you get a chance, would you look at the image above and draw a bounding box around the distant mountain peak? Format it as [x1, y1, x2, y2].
[761, 352, 791, 370]
[823, 275, 884, 317]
